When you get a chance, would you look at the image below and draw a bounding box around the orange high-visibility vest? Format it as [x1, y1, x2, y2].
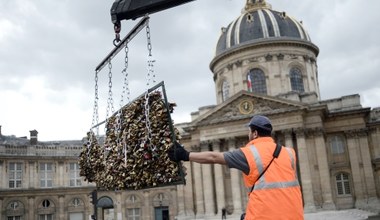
[240, 137, 304, 220]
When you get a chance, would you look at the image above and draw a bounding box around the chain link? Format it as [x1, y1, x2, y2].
[146, 24, 156, 86]
[106, 60, 114, 117]
[144, 22, 158, 157]
[89, 70, 100, 159]
[91, 70, 100, 136]
[105, 60, 115, 139]
[120, 42, 130, 106]
[119, 42, 130, 165]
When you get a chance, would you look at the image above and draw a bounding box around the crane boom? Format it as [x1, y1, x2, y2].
[111, 0, 196, 24]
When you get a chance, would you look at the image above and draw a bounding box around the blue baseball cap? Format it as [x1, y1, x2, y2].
[247, 115, 272, 131]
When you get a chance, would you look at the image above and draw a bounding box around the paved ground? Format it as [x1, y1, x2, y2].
[305, 209, 379, 220]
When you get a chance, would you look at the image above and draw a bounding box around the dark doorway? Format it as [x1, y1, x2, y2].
[154, 206, 169, 220]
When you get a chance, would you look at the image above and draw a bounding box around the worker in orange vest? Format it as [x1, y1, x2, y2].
[168, 115, 304, 220]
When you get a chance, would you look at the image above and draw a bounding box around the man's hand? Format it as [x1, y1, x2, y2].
[168, 142, 190, 162]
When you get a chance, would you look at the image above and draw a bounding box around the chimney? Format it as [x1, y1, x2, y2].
[30, 129, 38, 145]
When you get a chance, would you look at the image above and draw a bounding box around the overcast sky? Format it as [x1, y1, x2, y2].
[1, 0, 379, 141]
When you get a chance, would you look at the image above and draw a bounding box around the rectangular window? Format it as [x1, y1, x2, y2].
[336, 173, 351, 195]
[344, 181, 351, 194]
[40, 162, 53, 188]
[337, 181, 344, 195]
[331, 136, 345, 154]
[39, 214, 53, 220]
[69, 163, 81, 187]
[9, 162, 22, 188]
[127, 208, 140, 220]
[69, 213, 83, 220]
[8, 217, 21, 220]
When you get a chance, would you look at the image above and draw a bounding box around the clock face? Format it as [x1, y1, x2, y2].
[239, 100, 253, 114]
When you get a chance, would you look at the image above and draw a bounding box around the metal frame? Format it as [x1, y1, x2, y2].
[95, 15, 149, 72]
[91, 81, 186, 189]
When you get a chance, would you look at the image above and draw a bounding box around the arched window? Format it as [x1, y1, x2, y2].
[129, 195, 138, 203]
[290, 67, 305, 92]
[221, 80, 230, 101]
[127, 195, 140, 220]
[330, 136, 345, 155]
[7, 200, 24, 220]
[247, 68, 267, 94]
[71, 198, 82, 207]
[39, 199, 54, 220]
[335, 173, 351, 195]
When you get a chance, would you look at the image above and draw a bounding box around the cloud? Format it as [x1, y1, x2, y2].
[1, 0, 379, 140]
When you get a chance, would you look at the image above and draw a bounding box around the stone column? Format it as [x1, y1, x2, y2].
[314, 129, 335, 210]
[24, 161, 29, 189]
[170, 187, 179, 220]
[115, 192, 122, 220]
[0, 160, 4, 188]
[176, 160, 195, 219]
[143, 190, 151, 220]
[284, 130, 293, 148]
[345, 130, 365, 208]
[202, 161, 215, 216]
[192, 161, 205, 218]
[28, 161, 35, 188]
[58, 195, 65, 219]
[183, 161, 195, 218]
[228, 138, 243, 214]
[0, 197, 3, 220]
[28, 196, 35, 220]
[213, 139, 226, 215]
[295, 128, 316, 212]
[358, 130, 380, 210]
[58, 161, 65, 187]
[176, 184, 186, 216]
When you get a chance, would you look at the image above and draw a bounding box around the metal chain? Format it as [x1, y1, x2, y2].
[89, 70, 100, 159]
[91, 70, 100, 136]
[119, 42, 130, 165]
[144, 22, 157, 157]
[146, 23, 156, 85]
[113, 21, 121, 46]
[120, 42, 130, 106]
[105, 60, 115, 145]
[106, 60, 114, 119]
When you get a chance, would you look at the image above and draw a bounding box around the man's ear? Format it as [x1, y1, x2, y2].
[252, 130, 258, 138]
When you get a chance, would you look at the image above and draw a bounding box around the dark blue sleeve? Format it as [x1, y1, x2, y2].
[223, 149, 250, 175]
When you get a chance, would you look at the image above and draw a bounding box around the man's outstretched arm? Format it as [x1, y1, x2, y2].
[189, 151, 226, 164]
[168, 142, 226, 165]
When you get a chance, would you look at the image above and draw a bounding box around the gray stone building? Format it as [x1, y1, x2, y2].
[174, 0, 380, 219]
[1, 0, 380, 220]
[0, 128, 178, 220]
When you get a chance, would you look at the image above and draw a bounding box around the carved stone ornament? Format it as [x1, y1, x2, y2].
[277, 53, 284, 60]
[265, 54, 273, 61]
[197, 95, 303, 126]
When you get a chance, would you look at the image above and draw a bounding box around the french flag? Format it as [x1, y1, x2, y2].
[247, 74, 252, 92]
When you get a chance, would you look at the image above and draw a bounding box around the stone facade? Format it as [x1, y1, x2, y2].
[1, 0, 380, 220]
[172, 0, 380, 218]
[175, 97, 380, 219]
[0, 135, 178, 220]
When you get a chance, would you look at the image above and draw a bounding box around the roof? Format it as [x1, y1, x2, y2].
[215, 0, 318, 56]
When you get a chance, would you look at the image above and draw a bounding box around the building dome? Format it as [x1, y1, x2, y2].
[210, 0, 321, 105]
[215, 0, 316, 56]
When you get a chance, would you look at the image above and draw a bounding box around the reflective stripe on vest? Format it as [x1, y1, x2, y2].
[248, 145, 299, 190]
[285, 147, 298, 179]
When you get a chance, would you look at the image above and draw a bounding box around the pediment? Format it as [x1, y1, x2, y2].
[195, 91, 307, 126]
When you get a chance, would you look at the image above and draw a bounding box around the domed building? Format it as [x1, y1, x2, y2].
[212, 0, 319, 103]
[174, 0, 380, 219]
[1, 1, 379, 220]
